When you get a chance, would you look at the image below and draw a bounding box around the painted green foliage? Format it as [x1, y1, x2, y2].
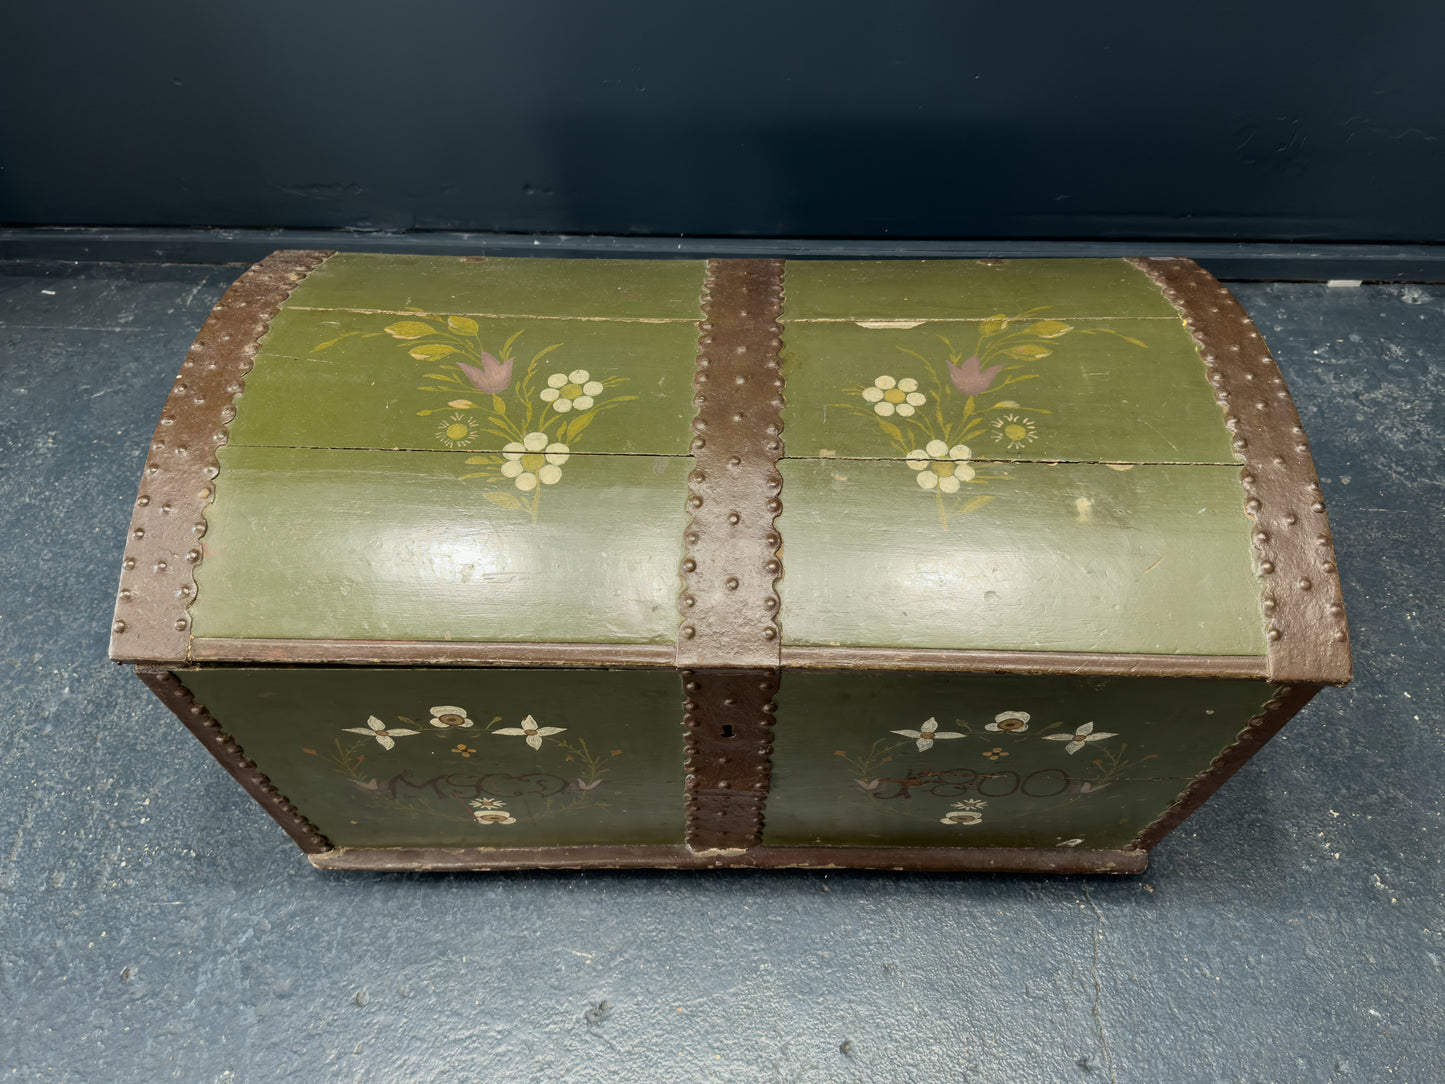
[764, 672, 1277, 851]
[178, 668, 689, 849]
[834, 310, 1146, 527]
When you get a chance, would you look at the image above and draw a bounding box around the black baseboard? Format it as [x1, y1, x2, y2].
[3, 227, 1444, 282]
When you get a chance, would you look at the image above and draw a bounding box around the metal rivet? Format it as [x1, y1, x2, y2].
[687, 496, 703, 510]
[174, 619, 188, 632]
[112, 620, 126, 634]
[118, 590, 131, 601]
[1283, 513, 1297, 525]
[725, 577, 739, 591]
[685, 532, 699, 545]
[1254, 531, 1269, 543]
[681, 559, 696, 573]
[682, 596, 695, 608]
[136, 495, 150, 507]
[1311, 502, 1326, 513]
[728, 456, 742, 467]
[1334, 630, 1348, 642]
[1298, 579, 1312, 591]
[764, 560, 781, 573]
[186, 549, 201, 563]
[680, 626, 695, 639]
[1267, 627, 1282, 641]
[762, 628, 777, 640]
[1259, 561, 1275, 574]
[132, 527, 145, 540]
[122, 557, 136, 570]
[154, 560, 167, 572]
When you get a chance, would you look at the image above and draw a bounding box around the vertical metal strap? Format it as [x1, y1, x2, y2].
[679, 259, 786, 852]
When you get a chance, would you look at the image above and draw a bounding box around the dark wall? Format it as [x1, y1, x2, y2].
[2, 2, 1443, 242]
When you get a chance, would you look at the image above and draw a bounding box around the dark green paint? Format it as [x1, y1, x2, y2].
[286, 253, 709, 321]
[777, 459, 1267, 655]
[191, 447, 687, 644]
[783, 260, 1182, 321]
[780, 317, 1235, 466]
[178, 668, 687, 848]
[763, 672, 1276, 850]
[241, 308, 699, 456]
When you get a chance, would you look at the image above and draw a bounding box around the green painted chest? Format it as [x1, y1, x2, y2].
[110, 252, 1350, 873]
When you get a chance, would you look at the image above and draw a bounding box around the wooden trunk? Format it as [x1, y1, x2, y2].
[109, 252, 1350, 873]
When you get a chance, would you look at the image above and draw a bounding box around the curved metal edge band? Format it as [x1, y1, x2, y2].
[310, 842, 1147, 875]
[680, 259, 786, 851]
[1128, 683, 1319, 852]
[1127, 258, 1351, 686]
[109, 250, 336, 665]
[137, 668, 331, 854]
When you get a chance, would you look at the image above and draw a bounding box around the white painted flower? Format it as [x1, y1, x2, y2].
[500, 432, 570, 491]
[494, 714, 566, 750]
[469, 798, 516, 825]
[540, 369, 604, 413]
[985, 711, 1031, 733]
[941, 801, 985, 826]
[906, 440, 975, 493]
[342, 715, 419, 751]
[1043, 721, 1119, 755]
[429, 705, 474, 729]
[861, 375, 926, 417]
[891, 716, 964, 752]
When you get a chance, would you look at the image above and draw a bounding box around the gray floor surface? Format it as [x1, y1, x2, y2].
[0, 259, 1440, 1083]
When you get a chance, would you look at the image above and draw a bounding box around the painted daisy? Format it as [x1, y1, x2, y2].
[906, 440, 975, 493]
[429, 705, 474, 729]
[540, 369, 604, 413]
[501, 432, 570, 492]
[861, 375, 926, 417]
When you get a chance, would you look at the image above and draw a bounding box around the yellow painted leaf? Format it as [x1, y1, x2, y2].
[448, 315, 479, 335]
[491, 394, 508, 416]
[960, 495, 994, 515]
[410, 343, 459, 360]
[1007, 344, 1052, 359]
[981, 315, 1010, 335]
[484, 491, 523, 510]
[465, 455, 498, 465]
[1027, 320, 1073, 338]
[385, 320, 436, 339]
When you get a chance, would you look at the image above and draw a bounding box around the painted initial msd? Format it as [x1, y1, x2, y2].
[111, 253, 1349, 872]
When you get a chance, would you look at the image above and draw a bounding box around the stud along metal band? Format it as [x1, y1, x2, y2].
[109, 249, 336, 665]
[679, 259, 786, 853]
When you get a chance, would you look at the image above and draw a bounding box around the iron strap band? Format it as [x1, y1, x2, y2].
[679, 259, 787, 851]
[109, 249, 335, 665]
[1128, 258, 1351, 686]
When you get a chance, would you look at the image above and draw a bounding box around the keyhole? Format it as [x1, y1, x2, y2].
[720, 725, 735, 739]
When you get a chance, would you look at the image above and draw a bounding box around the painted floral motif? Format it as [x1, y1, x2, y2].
[540, 370, 604, 413]
[306, 703, 623, 829]
[1043, 721, 1118, 755]
[429, 705, 475, 729]
[436, 413, 479, 448]
[906, 441, 975, 493]
[891, 716, 963, 752]
[862, 375, 926, 417]
[494, 714, 566, 750]
[941, 801, 987, 826]
[986, 711, 1030, 733]
[837, 309, 1146, 528]
[982, 747, 1009, 761]
[316, 318, 639, 522]
[500, 433, 569, 491]
[992, 413, 1038, 450]
[469, 797, 517, 825]
[343, 715, 419, 751]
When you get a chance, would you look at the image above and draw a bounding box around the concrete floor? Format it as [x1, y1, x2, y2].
[0, 258, 1440, 1082]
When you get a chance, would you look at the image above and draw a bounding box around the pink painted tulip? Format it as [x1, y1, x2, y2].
[456, 351, 513, 393]
[948, 355, 1006, 395]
